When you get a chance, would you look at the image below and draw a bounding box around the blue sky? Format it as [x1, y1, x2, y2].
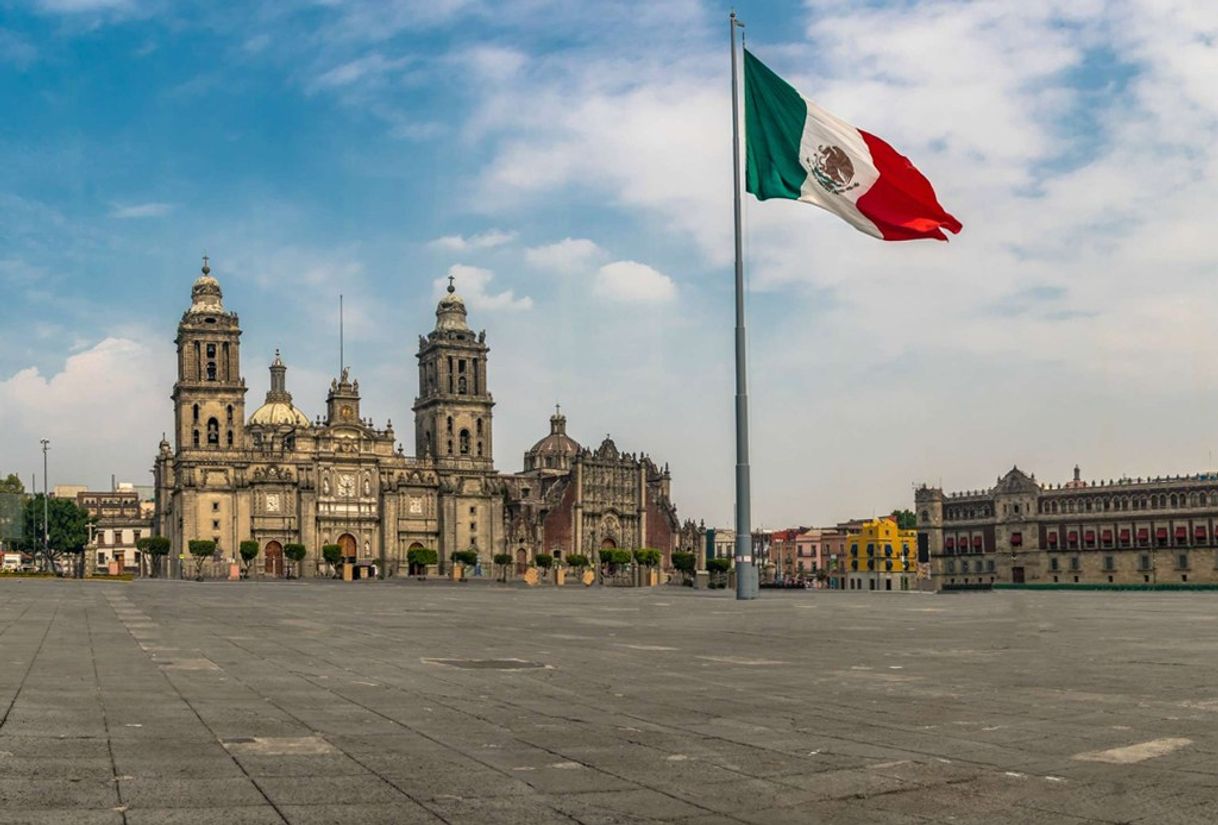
[2, 0, 1217, 527]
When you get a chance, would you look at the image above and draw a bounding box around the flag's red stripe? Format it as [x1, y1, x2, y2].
[856, 131, 963, 242]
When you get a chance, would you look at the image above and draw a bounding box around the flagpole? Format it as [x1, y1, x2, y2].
[730, 11, 757, 600]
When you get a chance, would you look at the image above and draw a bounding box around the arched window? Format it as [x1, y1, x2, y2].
[477, 441, 483, 457]
[447, 439, 453, 455]
[459, 429, 470, 455]
[192, 429, 200, 447]
[206, 418, 219, 446]
[206, 362, 217, 381]
[226, 430, 233, 447]
[446, 416, 453, 434]
[458, 375, 467, 394]
[226, 405, 233, 424]
[284, 434, 294, 451]
[476, 418, 482, 436]
[192, 403, 199, 422]
[206, 343, 216, 358]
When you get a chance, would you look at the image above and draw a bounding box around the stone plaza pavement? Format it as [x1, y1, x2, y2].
[1, 581, 1217, 824]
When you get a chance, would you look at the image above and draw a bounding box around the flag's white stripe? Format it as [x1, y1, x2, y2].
[795, 97, 882, 238]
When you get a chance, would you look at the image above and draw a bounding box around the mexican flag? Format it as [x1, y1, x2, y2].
[744, 49, 962, 242]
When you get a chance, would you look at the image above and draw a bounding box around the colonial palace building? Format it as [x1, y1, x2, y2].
[916, 466, 1218, 588]
[153, 259, 700, 577]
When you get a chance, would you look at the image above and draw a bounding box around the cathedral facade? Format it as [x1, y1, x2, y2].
[153, 260, 695, 577]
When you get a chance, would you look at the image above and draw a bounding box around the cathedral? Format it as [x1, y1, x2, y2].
[153, 259, 700, 577]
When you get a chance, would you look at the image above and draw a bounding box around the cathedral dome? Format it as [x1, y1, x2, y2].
[248, 350, 309, 427]
[249, 401, 311, 427]
[525, 406, 580, 472]
[189, 257, 224, 313]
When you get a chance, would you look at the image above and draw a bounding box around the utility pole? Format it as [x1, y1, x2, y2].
[40, 439, 49, 573]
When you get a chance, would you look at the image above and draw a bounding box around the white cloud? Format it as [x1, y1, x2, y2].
[0, 335, 170, 489]
[108, 202, 173, 219]
[434, 263, 532, 311]
[594, 260, 676, 304]
[428, 229, 516, 252]
[35, 0, 132, 12]
[311, 53, 412, 91]
[523, 238, 605, 273]
[0, 28, 37, 68]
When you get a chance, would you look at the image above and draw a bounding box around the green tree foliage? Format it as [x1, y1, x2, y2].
[238, 540, 259, 577]
[21, 495, 92, 570]
[890, 509, 917, 530]
[534, 553, 554, 569]
[565, 554, 590, 569]
[706, 557, 732, 574]
[0, 473, 24, 494]
[598, 548, 632, 570]
[321, 544, 343, 576]
[452, 549, 479, 567]
[671, 552, 696, 574]
[407, 547, 437, 574]
[492, 552, 513, 582]
[633, 548, 661, 567]
[136, 536, 172, 577]
[283, 543, 307, 577]
[187, 539, 217, 580]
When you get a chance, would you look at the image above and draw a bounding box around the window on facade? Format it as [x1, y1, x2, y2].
[446, 416, 453, 433]
[226, 430, 233, 447]
[987, 559, 996, 572]
[206, 418, 219, 445]
[1104, 556, 1114, 571]
[458, 375, 467, 394]
[226, 405, 233, 424]
[851, 559, 858, 571]
[1140, 554, 1151, 570]
[206, 343, 216, 358]
[850, 544, 858, 557]
[206, 361, 216, 381]
[1178, 553, 1189, 569]
[477, 441, 483, 457]
[192, 429, 200, 447]
[212, 519, 220, 530]
[866, 543, 874, 557]
[476, 418, 483, 436]
[459, 429, 470, 454]
[946, 560, 956, 573]
[1070, 557, 1080, 571]
[192, 403, 199, 422]
[447, 439, 453, 455]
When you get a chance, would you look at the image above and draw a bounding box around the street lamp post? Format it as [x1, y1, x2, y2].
[40, 439, 49, 573]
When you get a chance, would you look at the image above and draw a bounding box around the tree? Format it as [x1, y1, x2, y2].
[890, 509, 917, 530]
[321, 544, 343, 577]
[707, 557, 731, 574]
[633, 548, 661, 567]
[21, 495, 92, 573]
[492, 552, 513, 582]
[136, 536, 171, 578]
[566, 554, 590, 569]
[284, 543, 307, 578]
[187, 539, 217, 580]
[452, 549, 479, 567]
[534, 553, 554, 577]
[407, 547, 437, 576]
[238, 541, 260, 578]
[0, 474, 24, 494]
[671, 551, 695, 583]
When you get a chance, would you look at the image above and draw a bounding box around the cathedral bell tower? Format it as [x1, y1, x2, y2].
[171, 257, 247, 452]
[413, 276, 494, 468]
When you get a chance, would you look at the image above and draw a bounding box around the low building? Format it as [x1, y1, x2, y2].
[78, 485, 153, 575]
[916, 465, 1218, 589]
[843, 516, 918, 591]
[795, 527, 849, 588]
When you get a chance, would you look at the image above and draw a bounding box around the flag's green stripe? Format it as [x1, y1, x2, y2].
[744, 49, 808, 201]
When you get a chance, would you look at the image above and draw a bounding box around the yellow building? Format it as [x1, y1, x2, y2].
[845, 517, 917, 591]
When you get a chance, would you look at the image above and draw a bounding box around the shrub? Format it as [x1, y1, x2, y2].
[493, 552, 513, 567]
[566, 554, 590, 569]
[187, 539, 217, 580]
[407, 547, 438, 574]
[321, 544, 343, 575]
[284, 543, 307, 578]
[671, 552, 696, 574]
[634, 548, 662, 567]
[707, 557, 732, 574]
[534, 553, 554, 569]
[238, 541, 259, 577]
[452, 549, 479, 567]
[137, 536, 172, 577]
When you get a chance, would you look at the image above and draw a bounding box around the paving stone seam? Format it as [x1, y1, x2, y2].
[0, 593, 60, 731]
[103, 592, 293, 824]
[218, 627, 752, 825]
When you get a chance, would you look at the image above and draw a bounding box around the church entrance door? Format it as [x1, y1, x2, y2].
[265, 541, 283, 577]
[338, 533, 358, 563]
